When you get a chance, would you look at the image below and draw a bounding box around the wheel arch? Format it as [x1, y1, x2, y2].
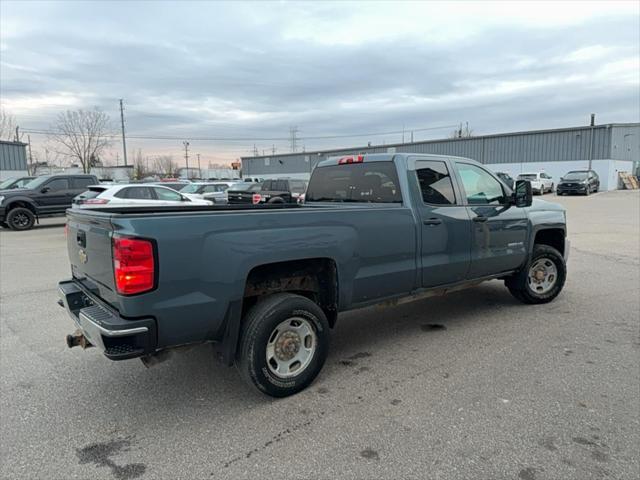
[533, 228, 565, 256]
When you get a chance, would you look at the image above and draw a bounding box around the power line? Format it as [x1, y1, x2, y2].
[19, 124, 459, 142]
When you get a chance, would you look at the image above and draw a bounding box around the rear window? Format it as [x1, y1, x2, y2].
[72, 177, 96, 189]
[229, 183, 261, 193]
[518, 174, 538, 181]
[306, 161, 402, 203]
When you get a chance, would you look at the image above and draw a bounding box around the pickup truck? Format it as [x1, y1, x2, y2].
[0, 174, 99, 230]
[58, 153, 569, 397]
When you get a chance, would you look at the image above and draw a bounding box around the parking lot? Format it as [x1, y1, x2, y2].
[1, 191, 638, 480]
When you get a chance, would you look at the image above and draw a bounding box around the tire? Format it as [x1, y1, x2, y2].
[6, 207, 35, 231]
[267, 196, 285, 204]
[505, 244, 566, 304]
[236, 293, 330, 397]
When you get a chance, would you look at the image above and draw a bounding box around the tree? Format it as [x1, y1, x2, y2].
[153, 155, 178, 177]
[49, 109, 112, 173]
[133, 149, 151, 179]
[450, 122, 474, 139]
[0, 108, 16, 141]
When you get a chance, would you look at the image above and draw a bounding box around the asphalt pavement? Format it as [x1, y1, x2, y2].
[1, 191, 638, 480]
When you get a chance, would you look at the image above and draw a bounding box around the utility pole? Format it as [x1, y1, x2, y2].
[272, 144, 276, 155]
[27, 135, 34, 174]
[588, 113, 595, 171]
[119, 99, 128, 166]
[196, 153, 201, 178]
[183, 141, 190, 178]
[289, 126, 299, 153]
[15, 126, 19, 142]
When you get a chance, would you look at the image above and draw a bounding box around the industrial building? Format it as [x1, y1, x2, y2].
[241, 123, 639, 191]
[0, 140, 29, 180]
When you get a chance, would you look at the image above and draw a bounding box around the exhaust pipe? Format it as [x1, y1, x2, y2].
[66, 329, 93, 349]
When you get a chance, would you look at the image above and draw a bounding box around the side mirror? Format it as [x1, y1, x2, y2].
[513, 180, 532, 207]
[40, 187, 50, 194]
[559, 177, 564, 181]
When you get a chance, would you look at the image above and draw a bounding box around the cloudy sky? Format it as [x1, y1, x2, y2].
[1, 0, 638, 166]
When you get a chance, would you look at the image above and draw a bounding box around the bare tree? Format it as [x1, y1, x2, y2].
[0, 108, 16, 141]
[133, 149, 151, 179]
[49, 109, 112, 173]
[153, 155, 178, 177]
[450, 122, 474, 139]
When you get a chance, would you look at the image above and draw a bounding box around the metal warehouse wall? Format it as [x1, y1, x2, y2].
[0, 141, 28, 172]
[610, 125, 640, 162]
[242, 124, 638, 177]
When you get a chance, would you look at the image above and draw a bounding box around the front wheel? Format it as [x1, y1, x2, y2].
[7, 207, 35, 231]
[506, 245, 566, 304]
[236, 293, 330, 397]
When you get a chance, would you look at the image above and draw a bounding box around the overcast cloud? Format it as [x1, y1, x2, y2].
[1, 0, 638, 165]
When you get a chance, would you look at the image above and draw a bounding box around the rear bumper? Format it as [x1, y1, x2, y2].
[58, 279, 156, 360]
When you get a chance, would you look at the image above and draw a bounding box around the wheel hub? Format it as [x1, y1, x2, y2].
[274, 331, 301, 361]
[527, 258, 558, 294]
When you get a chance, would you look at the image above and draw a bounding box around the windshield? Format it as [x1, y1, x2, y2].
[0, 178, 17, 189]
[518, 174, 538, 181]
[23, 176, 51, 189]
[563, 172, 588, 181]
[306, 162, 402, 203]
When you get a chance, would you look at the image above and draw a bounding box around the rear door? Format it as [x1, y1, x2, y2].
[453, 162, 529, 278]
[412, 159, 471, 287]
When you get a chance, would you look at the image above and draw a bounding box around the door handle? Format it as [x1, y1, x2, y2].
[473, 215, 488, 223]
[423, 218, 442, 226]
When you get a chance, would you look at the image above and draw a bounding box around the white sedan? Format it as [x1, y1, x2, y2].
[72, 184, 212, 208]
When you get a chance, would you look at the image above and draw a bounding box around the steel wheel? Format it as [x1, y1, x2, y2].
[527, 258, 558, 294]
[266, 316, 317, 378]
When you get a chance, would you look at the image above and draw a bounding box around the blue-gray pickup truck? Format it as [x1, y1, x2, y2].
[59, 153, 569, 397]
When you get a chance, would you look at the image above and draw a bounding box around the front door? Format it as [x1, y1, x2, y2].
[36, 178, 72, 213]
[453, 162, 529, 279]
[413, 160, 471, 288]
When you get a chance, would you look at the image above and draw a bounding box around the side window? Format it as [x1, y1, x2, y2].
[276, 180, 287, 191]
[45, 178, 69, 191]
[202, 186, 218, 193]
[115, 187, 154, 199]
[153, 187, 183, 201]
[72, 177, 95, 189]
[455, 163, 506, 205]
[262, 180, 272, 190]
[415, 161, 456, 205]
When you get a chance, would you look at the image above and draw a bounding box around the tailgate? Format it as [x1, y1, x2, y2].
[66, 209, 117, 303]
[227, 191, 254, 204]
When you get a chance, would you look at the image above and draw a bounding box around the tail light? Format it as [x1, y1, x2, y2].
[83, 198, 110, 205]
[113, 236, 155, 295]
[252, 194, 262, 204]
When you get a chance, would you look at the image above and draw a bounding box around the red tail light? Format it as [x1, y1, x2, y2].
[252, 193, 262, 204]
[83, 198, 110, 205]
[338, 155, 364, 165]
[113, 236, 155, 295]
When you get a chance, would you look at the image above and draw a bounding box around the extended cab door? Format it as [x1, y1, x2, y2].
[453, 162, 529, 279]
[411, 159, 472, 287]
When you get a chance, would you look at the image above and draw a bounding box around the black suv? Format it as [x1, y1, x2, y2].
[0, 174, 99, 230]
[227, 179, 307, 204]
[556, 170, 600, 195]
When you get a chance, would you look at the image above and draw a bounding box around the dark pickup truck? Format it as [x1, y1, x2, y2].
[0, 174, 98, 230]
[59, 153, 569, 397]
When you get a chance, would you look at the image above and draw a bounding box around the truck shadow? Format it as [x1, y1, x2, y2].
[83, 280, 524, 414]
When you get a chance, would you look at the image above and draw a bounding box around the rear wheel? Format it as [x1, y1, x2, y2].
[236, 293, 330, 397]
[506, 245, 566, 304]
[267, 196, 285, 204]
[6, 207, 35, 231]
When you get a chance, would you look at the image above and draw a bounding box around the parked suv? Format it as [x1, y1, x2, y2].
[255, 178, 308, 204]
[556, 170, 599, 195]
[517, 172, 554, 195]
[0, 174, 98, 230]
